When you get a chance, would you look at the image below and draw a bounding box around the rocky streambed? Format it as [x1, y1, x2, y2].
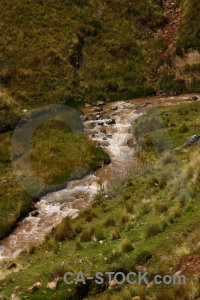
[0, 94, 199, 262]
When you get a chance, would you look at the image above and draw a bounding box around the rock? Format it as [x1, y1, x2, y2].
[164, 112, 172, 116]
[93, 107, 102, 112]
[147, 281, 154, 289]
[11, 294, 20, 300]
[102, 137, 107, 140]
[107, 135, 112, 139]
[109, 279, 116, 289]
[30, 210, 39, 217]
[80, 115, 88, 122]
[35, 282, 42, 288]
[111, 106, 118, 110]
[95, 114, 101, 119]
[99, 110, 105, 114]
[7, 263, 17, 270]
[106, 118, 116, 125]
[192, 96, 198, 101]
[97, 101, 105, 106]
[127, 138, 135, 147]
[132, 297, 140, 300]
[27, 285, 36, 293]
[47, 281, 57, 291]
[85, 103, 90, 107]
[14, 286, 20, 291]
[27, 282, 42, 293]
[175, 270, 182, 275]
[101, 141, 109, 147]
[183, 134, 200, 147]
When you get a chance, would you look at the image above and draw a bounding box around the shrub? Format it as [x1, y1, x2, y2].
[135, 250, 152, 264]
[126, 221, 133, 231]
[84, 209, 97, 222]
[161, 151, 176, 166]
[121, 289, 132, 300]
[29, 244, 36, 255]
[94, 228, 105, 241]
[179, 123, 189, 133]
[138, 203, 151, 217]
[154, 201, 168, 213]
[54, 217, 75, 242]
[145, 222, 163, 239]
[121, 214, 130, 225]
[157, 75, 175, 94]
[111, 229, 121, 240]
[75, 240, 82, 250]
[106, 251, 121, 264]
[169, 205, 182, 219]
[80, 229, 93, 242]
[121, 240, 134, 253]
[74, 222, 83, 234]
[104, 216, 116, 227]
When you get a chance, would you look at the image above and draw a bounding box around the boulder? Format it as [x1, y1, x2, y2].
[183, 134, 200, 147]
[97, 101, 105, 106]
[127, 138, 135, 147]
[109, 279, 116, 289]
[27, 282, 42, 293]
[7, 263, 17, 270]
[192, 96, 198, 101]
[93, 107, 102, 112]
[11, 294, 20, 300]
[80, 115, 88, 122]
[30, 211, 39, 217]
[106, 119, 116, 125]
[27, 285, 37, 293]
[47, 277, 61, 291]
[47, 281, 57, 291]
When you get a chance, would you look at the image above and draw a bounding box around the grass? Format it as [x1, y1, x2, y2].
[0, 116, 110, 239]
[120, 240, 134, 253]
[0, 0, 200, 297]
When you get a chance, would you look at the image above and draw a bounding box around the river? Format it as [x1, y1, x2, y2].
[0, 93, 198, 262]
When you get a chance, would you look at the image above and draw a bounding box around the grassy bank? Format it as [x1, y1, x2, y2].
[0, 100, 110, 239]
[1, 100, 200, 299]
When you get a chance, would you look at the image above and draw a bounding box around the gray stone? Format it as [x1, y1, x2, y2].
[97, 101, 105, 106]
[183, 134, 200, 147]
[111, 106, 118, 110]
[30, 211, 39, 217]
[192, 96, 198, 101]
[106, 119, 116, 125]
[127, 138, 135, 147]
[80, 115, 88, 122]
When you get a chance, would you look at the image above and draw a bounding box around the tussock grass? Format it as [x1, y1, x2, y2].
[120, 240, 134, 253]
[53, 217, 75, 242]
[110, 229, 121, 240]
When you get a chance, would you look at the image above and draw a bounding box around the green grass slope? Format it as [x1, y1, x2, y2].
[1, 100, 200, 300]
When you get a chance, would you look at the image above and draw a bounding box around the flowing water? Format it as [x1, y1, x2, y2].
[0, 94, 198, 262]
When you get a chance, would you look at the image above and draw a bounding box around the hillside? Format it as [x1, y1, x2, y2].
[0, 0, 200, 299]
[1, 99, 200, 299]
